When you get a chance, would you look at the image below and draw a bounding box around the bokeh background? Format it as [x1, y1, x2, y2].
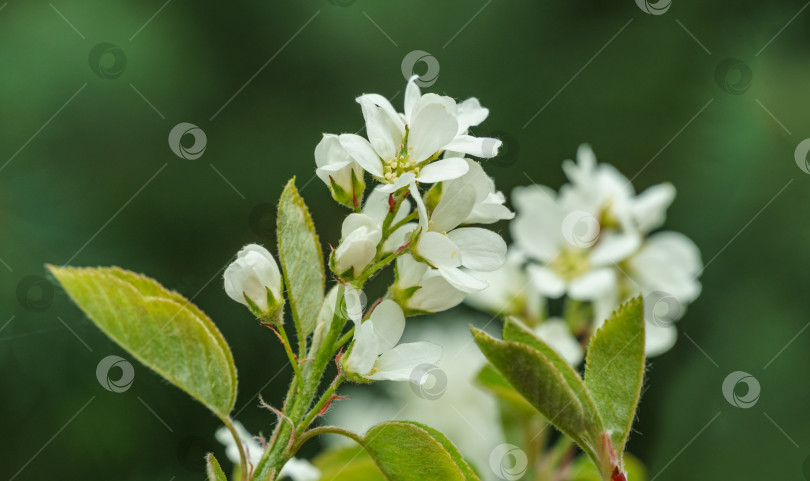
[2, 0, 810, 479]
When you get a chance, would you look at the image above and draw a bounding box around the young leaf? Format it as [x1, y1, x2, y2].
[277, 178, 325, 338]
[472, 328, 589, 448]
[48, 265, 237, 419]
[584, 297, 646, 454]
[206, 453, 228, 481]
[503, 317, 602, 428]
[362, 421, 479, 481]
[474, 364, 535, 415]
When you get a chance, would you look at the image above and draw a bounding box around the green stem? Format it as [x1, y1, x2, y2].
[355, 250, 402, 285]
[274, 324, 303, 384]
[333, 326, 355, 354]
[251, 285, 350, 480]
[297, 375, 345, 433]
[223, 417, 249, 481]
[291, 425, 364, 455]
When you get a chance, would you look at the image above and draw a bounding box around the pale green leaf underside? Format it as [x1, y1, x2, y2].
[584, 297, 646, 453]
[472, 327, 588, 445]
[363, 421, 478, 481]
[48, 265, 237, 418]
[206, 453, 228, 481]
[277, 178, 325, 338]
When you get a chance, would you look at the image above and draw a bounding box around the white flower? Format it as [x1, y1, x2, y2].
[334, 213, 382, 275]
[511, 185, 639, 301]
[333, 189, 414, 278]
[224, 244, 283, 320]
[326, 315, 503, 481]
[464, 249, 543, 322]
[343, 300, 441, 382]
[314, 133, 365, 208]
[429, 158, 513, 231]
[393, 254, 466, 314]
[215, 422, 320, 481]
[414, 228, 506, 293]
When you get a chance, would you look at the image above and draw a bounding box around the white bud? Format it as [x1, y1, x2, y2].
[334, 214, 382, 277]
[224, 244, 283, 322]
[315, 134, 365, 209]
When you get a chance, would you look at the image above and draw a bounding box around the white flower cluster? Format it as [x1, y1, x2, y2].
[314, 77, 514, 382]
[468, 145, 703, 359]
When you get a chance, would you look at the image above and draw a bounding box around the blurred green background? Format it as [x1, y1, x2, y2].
[2, 0, 810, 479]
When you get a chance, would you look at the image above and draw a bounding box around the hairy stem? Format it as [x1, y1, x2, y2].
[291, 425, 364, 454]
[223, 417, 249, 481]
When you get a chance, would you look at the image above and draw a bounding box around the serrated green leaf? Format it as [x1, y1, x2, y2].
[277, 178, 325, 338]
[471, 327, 589, 448]
[48, 265, 237, 418]
[206, 453, 228, 481]
[584, 297, 646, 454]
[475, 364, 535, 415]
[312, 444, 386, 481]
[503, 318, 602, 428]
[362, 421, 477, 481]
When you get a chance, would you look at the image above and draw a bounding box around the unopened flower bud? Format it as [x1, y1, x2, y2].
[224, 244, 284, 324]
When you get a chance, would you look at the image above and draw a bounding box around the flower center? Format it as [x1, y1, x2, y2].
[549, 248, 590, 281]
[381, 127, 421, 183]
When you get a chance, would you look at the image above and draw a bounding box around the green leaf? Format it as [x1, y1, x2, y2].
[362, 421, 479, 481]
[312, 445, 386, 481]
[48, 265, 237, 418]
[584, 297, 646, 454]
[503, 317, 602, 427]
[471, 327, 590, 449]
[206, 453, 228, 481]
[474, 364, 535, 415]
[277, 178, 325, 338]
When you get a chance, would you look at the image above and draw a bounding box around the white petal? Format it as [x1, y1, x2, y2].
[510, 186, 564, 262]
[377, 173, 416, 194]
[628, 232, 702, 302]
[568, 268, 616, 300]
[403, 75, 421, 123]
[396, 254, 428, 288]
[345, 320, 379, 376]
[416, 157, 470, 184]
[314, 134, 350, 169]
[415, 231, 462, 268]
[442, 135, 502, 158]
[410, 182, 429, 229]
[383, 222, 416, 253]
[407, 273, 466, 313]
[633, 183, 676, 233]
[368, 300, 406, 352]
[526, 264, 566, 298]
[645, 323, 677, 357]
[447, 227, 507, 272]
[357, 93, 405, 135]
[467, 193, 515, 224]
[456, 97, 489, 133]
[533, 319, 583, 366]
[369, 342, 442, 381]
[437, 266, 488, 293]
[279, 458, 321, 481]
[429, 183, 476, 233]
[408, 104, 459, 162]
[362, 188, 392, 224]
[339, 134, 384, 177]
[343, 286, 365, 324]
[357, 96, 398, 160]
[341, 213, 378, 239]
[589, 231, 641, 266]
